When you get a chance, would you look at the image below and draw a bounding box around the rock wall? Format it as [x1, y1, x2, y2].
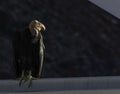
[0, 0, 120, 78]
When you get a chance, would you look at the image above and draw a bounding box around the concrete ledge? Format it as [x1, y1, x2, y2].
[2, 90, 120, 94]
[1, 76, 120, 93]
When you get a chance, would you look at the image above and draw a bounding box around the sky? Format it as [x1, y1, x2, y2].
[89, 0, 120, 19]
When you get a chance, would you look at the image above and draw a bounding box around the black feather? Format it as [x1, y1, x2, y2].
[13, 28, 43, 78]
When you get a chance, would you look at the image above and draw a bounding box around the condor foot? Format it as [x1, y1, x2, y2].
[19, 71, 38, 88]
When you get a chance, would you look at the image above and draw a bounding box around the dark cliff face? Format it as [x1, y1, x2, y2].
[0, 0, 120, 79]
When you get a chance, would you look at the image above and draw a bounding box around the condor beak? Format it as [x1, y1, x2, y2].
[40, 23, 46, 31]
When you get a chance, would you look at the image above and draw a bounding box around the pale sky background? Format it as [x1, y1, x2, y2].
[89, 0, 120, 19]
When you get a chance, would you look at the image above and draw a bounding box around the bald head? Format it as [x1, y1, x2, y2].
[28, 20, 46, 39]
[29, 20, 46, 32]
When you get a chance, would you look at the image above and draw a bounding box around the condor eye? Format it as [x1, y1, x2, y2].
[35, 24, 40, 27]
[36, 25, 39, 28]
[36, 25, 41, 31]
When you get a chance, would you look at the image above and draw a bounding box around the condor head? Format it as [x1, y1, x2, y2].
[29, 20, 46, 38]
